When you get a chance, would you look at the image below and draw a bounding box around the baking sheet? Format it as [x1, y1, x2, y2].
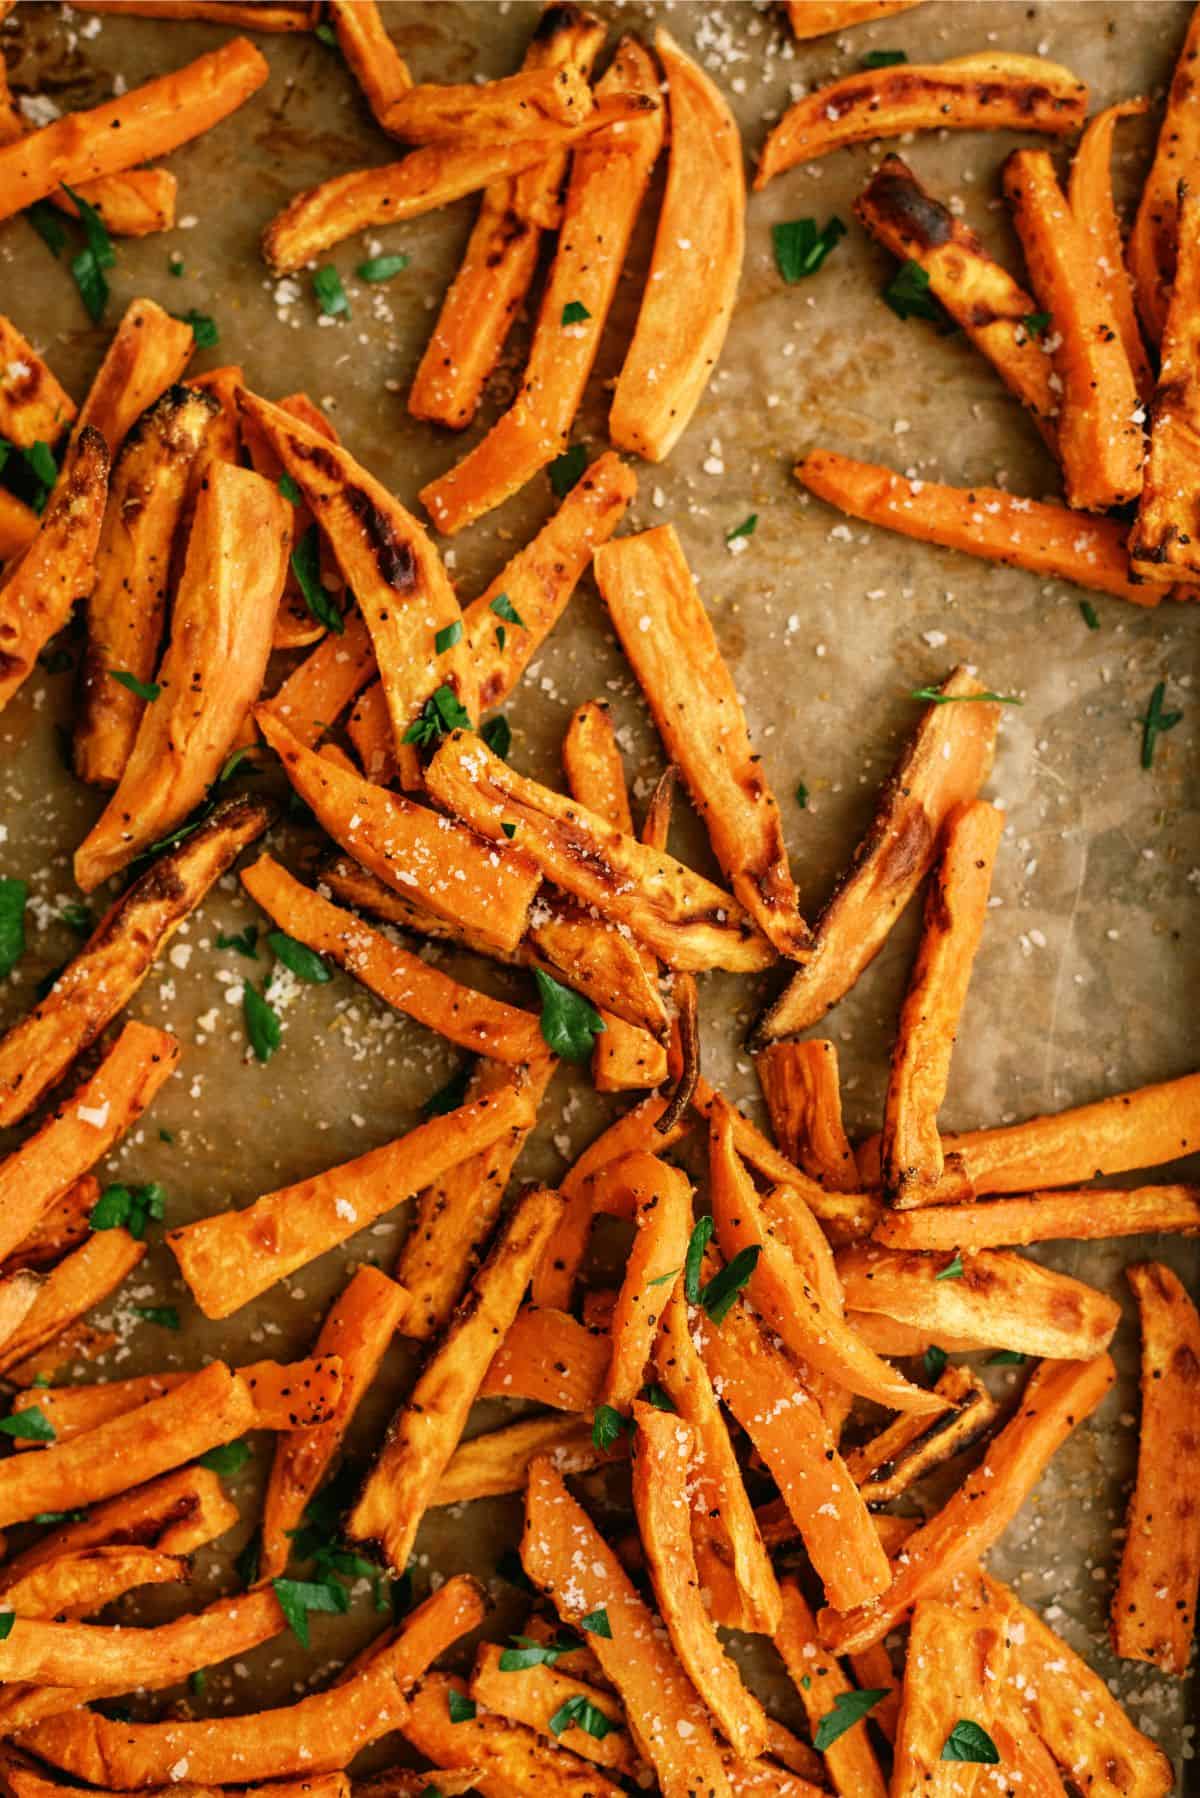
[0, 0, 1197, 1785]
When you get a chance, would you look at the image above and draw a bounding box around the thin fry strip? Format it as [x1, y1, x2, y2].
[419, 42, 664, 536]
[785, 1, 924, 37]
[752, 665, 999, 1046]
[775, 1581, 887, 1798]
[881, 800, 1003, 1203]
[470, 1644, 635, 1773]
[402, 1673, 627, 1797]
[0, 1590, 284, 1690]
[522, 1455, 734, 1798]
[480, 1304, 608, 1411]
[0, 1545, 185, 1619]
[74, 299, 195, 459]
[345, 680, 398, 783]
[599, 1155, 692, 1411]
[1111, 1261, 1200, 1673]
[1068, 99, 1154, 403]
[239, 390, 343, 651]
[0, 1767, 353, 1798]
[891, 1600, 1012, 1797]
[11, 1355, 343, 1442]
[610, 29, 743, 464]
[1, 1467, 237, 1583]
[348, 1185, 565, 1572]
[755, 1041, 858, 1192]
[875, 1183, 1200, 1250]
[2, 1177, 100, 1276]
[72, 1, 315, 26]
[820, 1354, 1116, 1652]
[328, 0, 412, 128]
[259, 610, 377, 747]
[1130, 183, 1200, 582]
[383, 67, 594, 144]
[1004, 148, 1143, 510]
[1128, 4, 1200, 346]
[756, 52, 1087, 186]
[432, 1413, 612, 1507]
[0, 316, 75, 447]
[845, 1364, 998, 1504]
[168, 1083, 537, 1320]
[0, 1229, 145, 1379]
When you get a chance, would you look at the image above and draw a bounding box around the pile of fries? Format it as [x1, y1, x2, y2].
[0, 0, 1194, 1794]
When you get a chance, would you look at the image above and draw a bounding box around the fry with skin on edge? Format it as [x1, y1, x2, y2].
[419, 40, 664, 537]
[1004, 148, 1143, 511]
[844, 1363, 997, 1505]
[383, 66, 594, 143]
[17, 1577, 486, 1787]
[598, 1155, 692, 1411]
[0, 1229, 145, 1380]
[432, 1413, 612, 1506]
[1111, 1261, 1200, 1674]
[875, 1183, 1200, 1250]
[480, 1304, 608, 1410]
[775, 1581, 887, 1798]
[756, 1040, 858, 1191]
[752, 666, 999, 1046]
[522, 1455, 734, 1798]
[328, 0, 411, 128]
[10, 1355, 344, 1443]
[74, 300, 195, 460]
[469, 1646, 636, 1775]
[402, 1673, 626, 1798]
[882, 800, 1003, 1204]
[258, 609, 377, 747]
[348, 1185, 565, 1573]
[168, 1082, 537, 1320]
[756, 52, 1087, 188]
[610, 29, 743, 464]
[0, 316, 75, 446]
[0, 427, 108, 717]
[786, 0, 923, 34]
[1130, 183, 1200, 583]
[1128, 4, 1200, 346]
[1068, 99, 1154, 404]
[820, 1353, 1116, 1653]
[1, 1467, 236, 1584]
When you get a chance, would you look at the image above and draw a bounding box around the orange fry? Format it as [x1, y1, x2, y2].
[775, 1580, 887, 1798]
[72, 1, 315, 25]
[1068, 100, 1154, 403]
[1, 1466, 237, 1581]
[383, 66, 595, 144]
[1128, 4, 1200, 345]
[1130, 183, 1200, 582]
[258, 609, 377, 747]
[74, 299, 194, 459]
[891, 1599, 1015, 1797]
[402, 1672, 626, 1797]
[0, 315, 75, 447]
[756, 1040, 858, 1192]
[875, 1183, 1200, 1250]
[469, 1645, 636, 1775]
[785, 1, 923, 35]
[328, 0, 412, 128]
[433, 1413, 612, 1507]
[11, 1355, 343, 1443]
[480, 1305, 608, 1411]
[0, 1228, 145, 1380]
[599, 1154, 692, 1411]
[0, 489, 38, 563]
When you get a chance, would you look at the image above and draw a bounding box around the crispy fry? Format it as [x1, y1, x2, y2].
[432, 1414, 610, 1507]
[1111, 1261, 1200, 1673]
[11, 1355, 343, 1444]
[259, 610, 377, 747]
[470, 1646, 636, 1775]
[0, 1228, 145, 1380]
[168, 1083, 537, 1320]
[51, 168, 177, 238]
[845, 1310, 982, 1356]
[875, 1183, 1200, 1249]
[522, 1455, 734, 1798]
[891, 1600, 1012, 1797]
[239, 390, 342, 651]
[595, 526, 809, 958]
[184, 364, 243, 478]
[0, 427, 108, 716]
[610, 30, 743, 464]
[854, 155, 1059, 445]
[1004, 148, 1143, 510]
[75, 300, 195, 459]
[0, 1590, 285, 1691]
[2, 1468, 236, 1589]
[757, 52, 1087, 187]
[756, 1040, 858, 1192]
[1068, 100, 1154, 403]
[328, 0, 411, 128]
[403, 1673, 625, 1797]
[1130, 183, 1200, 581]
[419, 43, 663, 536]
[0, 1768, 354, 1798]
[785, 0, 923, 36]
[1128, 4, 1200, 346]
[881, 800, 1003, 1203]
[820, 1354, 1116, 1652]
[775, 1580, 887, 1798]
[384, 66, 594, 143]
[480, 1305, 608, 1410]
[0, 317, 75, 447]
[844, 1364, 998, 1503]
[0, 490, 38, 564]
[18, 1578, 486, 1787]
[357, 1773, 477, 1798]
[72, 1, 315, 25]
[6, 1322, 116, 1390]
[598, 1155, 692, 1411]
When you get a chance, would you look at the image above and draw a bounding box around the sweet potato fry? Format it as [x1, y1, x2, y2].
[882, 800, 1003, 1203]
[1128, 4, 1200, 346]
[1130, 183, 1200, 581]
[419, 41, 663, 536]
[752, 666, 999, 1046]
[0, 1589, 285, 1691]
[610, 30, 743, 464]
[433, 1414, 610, 1507]
[757, 52, 1087, 187]
[0, 1273, 42, 1355]
[169, 1082, 537, 1320]
[598, 1155, 692, 1411]
[1004, 148, 1143, 510]
[12, 1355, 343, 1444]
[785, 0, 923, 36]
[72, 0, 315, 25]
[854, 155, 1059, 445]
[891, 1599, 1013, 1797]
[18, 1578, 486, 1787]
[384, 66, 594, 144]
[775, 1580, 887, 1798]
[357, 1773, 477, 1798]
[0, 39, 268, 221]
[522, 1455, 734, 1798]
[1068, 100, 1154, 404]
[0, 1544, 184, 1622]
[844, 1364, 998, 1504]
[259, 609, 377, 747]
[470, 1646, 635, 1775]
[328, 0, 411, 128]
[756, 1040, 858, 1192]
[403, 1673, 626, 1797]
[345, 679, 400, 782]
[51, 168, 177, 238]
[820, 1354, 1116, 1653]
[480, 1305, 608, 1411]
[0, 426, 107, 716]
[1111, 1261, 1200, 1673]
[238, 390, 343, 651]
[0, 1769, 354, 1798]
[0, 316, 75, 447]
[1, 1468, 236, 1590]
[595, 526, 810, 958]
[0, 1228, 145, 1380]
[875, 1183, 1200, 1250]
[74, 299, 195, 459]
[0, 490, 38, 564]
[2, 1178, 98, 1276]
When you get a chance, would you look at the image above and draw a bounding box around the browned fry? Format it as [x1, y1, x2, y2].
[595, 526, 810, 959]
[756, 1040, 858, 1192]
[419, 41, 664, 536]
[785, 1, 923, 37]
[0, 1545, 184, 1623]
[2, 1177, 99, 1277]
[775, 1580, 887, 1798]
[356, 1772, 478, 1798]
[844, 1364, 998, 1504]
[433, 1413, 611, 1507]
[1111, 1261, 1200, 1674]
[882, 800, 1003, 1204]
[854, 156, 1059, 446]
[0, 316, 75, 447]
[11, 1355, 343, 1444]
[756, 52, 1087, 187]
[1130, 183, 1200, 581]
[1068, 100, 1155, 404]
[345, 679, 400, 783]
[599, 1155, 692, 1411]
[1129, 4, 1200, 346]
[3, 1469, 236, 1594]
[183, 364, 243, 477]
[876, 1183, 1200, 1250]
[1004, 148, 1143, 511]
[470, 1645, 636, 1774]
[348, 1185, 565, 1572]
[480, 1304, 608, 1410]
[610, 29, 743, 464]
[403, 1673, 627, 1797]
[0, 1229, 145, 1380]
[0, 427, 108, 717]
[72, 1, 316, 25]
[239, 390, 343, 651]
[0, 1765, 354, 1798]
[751, 668, 999, 1045]
[328, 0, 412, 128]
[75, 300, 195, 459]
[258, 609, 377, 747]
[891, 1600, 1014, 1797]
[384, 66, 594, 143]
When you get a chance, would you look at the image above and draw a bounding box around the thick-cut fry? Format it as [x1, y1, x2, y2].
[0, 39, 268, 222]
[1128, 5, 1200, 346]
[0, 1229, 145, 1380]
[259, 609, 376, 747]
[854, 156, 1059, 444]
[1068, 100, 1154, 403]
[1111, 1261, 1200, 1673]
[757, 52, 1087, 187]
[598, 1156, 691, 1410]
[481, 1305, 608, 1410]
[18, 1578, 486, 1787]
[419, 42, 663, 536]
[432, 1414, 610, 1507]
[72, 1, 315, 25]
[785, 1, 923, 36]
[470, 1647, 635, 1775]
[610, 30, 743, 464]
[74, 299, 195, 459]
[882, 800, 1003, 1203]
[2, 1468, 236, 1589]
[1004, 148, 1143, 510]
[1130, 183, 1200, 581]
[168, 1083, 537, 1319]
[425, 730, 773, 973]
[328, 0, 411, 128]
[844, 1364, 997, 1503]
[756, 1040, 857, 1191]
[242, 854, 543, 1063]
[0, 427, 108, 716]
[891, 1600, 1012, 1797]
[775, 1581, 887, 1798]
[12, 1355, 343, 1443]
[752, 666, 998, 1045]
[522, 1456, 734, 1798]
[874, 1183, 1200, 1249]
[0, 317, 75, 447]
[348, 1186, 564, 1572]
[632, 1402, 769, 1762]
[820, 1354, 1116, 1652]
[384, 67, 594, 143]
[403, 1673, 626, 1797]
[595, 527, 809, 958]
[0, 1589, 284, 1691]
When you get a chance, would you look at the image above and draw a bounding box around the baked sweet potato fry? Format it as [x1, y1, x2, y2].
[756, 1040, 858, 1192]
[874, 1183, 1200, 1249]
[599, 1155, 692, 1411]
[0, 1465, 237, 1583]
[1068, 99, 1155, 404]
[481, 1304, 608, 1410]
[327, 0, 411, 128]
[259, 609, 377, 747]
[756, 52, 1087, 187]
[403, 1673, 626, 1798]
[432, 1413, 610, 1507]
[795, 450, 1165, 606]
[0, 1544, 185, 1621]
[0, 490, 38, 564]
[0, 1589, 286, 1691]
[609, 30, 743, 464]
[881, 800, 1003, 1203]
[348, 1185, 565, 1572]
[73, 0, 315, 25]
[1110, 1261, 1200, 1674]
[1004, 148, 1143, 511]
[1130, 183, 1200, 581]
[238, 390, 343, 652]
[891, 1599, 1012, 1797]
[854, 155, 1059, 445]
[0, 1273, 42, 1355]
[785, 0, 923, 35]
[522, 1455, 734, 1798]
[169, 1081, 536, 1320]
[752, 666, 999, 1045]
[384, 66, 594, 144]
[1, 1177, 98, 1276]
[11, 1355, 343, 1443]
[820, 1354, 1116, 1653]
[775, 1580, 887, 1798]
[0, 1228, 145, 1380]
[74, 299, 195, 459]
[1128, 4, 1200, 346]
[0, 426, 108, 716]
[51, 168, 177, 238]
[419, 41, 663, 536]
[844, 1364, 998, 1504]
[470, 1645, 635, 1775]
[0, 316, 75, 447]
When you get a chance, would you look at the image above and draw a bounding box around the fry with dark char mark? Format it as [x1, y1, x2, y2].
[403, 1673, 626, 1797]
[756, 1040, 859, 1191]
[1128, 5, 1200, 346]
[775, 1581, 887, 1798]
[756, 52, 1087, 187]
[10, 1355, 344, 1443]
[0, 1545, 185, 1621]
[1130, 184, 1200, 582]
[239, 390, 344, 651]
[1, 1465, 236, 1582]
[327, 0, 411, 127]
[73, 300, 195, 461]
[874, 1183, 1200, 1249]
[844, 1364, 998, 1505]
[1068, 99, 1154, 404]
[0, 316, 75, 446]
[0, 1229, 146, 1380]
[383, 66, 594, 144]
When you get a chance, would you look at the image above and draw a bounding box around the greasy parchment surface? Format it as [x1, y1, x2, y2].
[0, 0, 1196, 1786]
